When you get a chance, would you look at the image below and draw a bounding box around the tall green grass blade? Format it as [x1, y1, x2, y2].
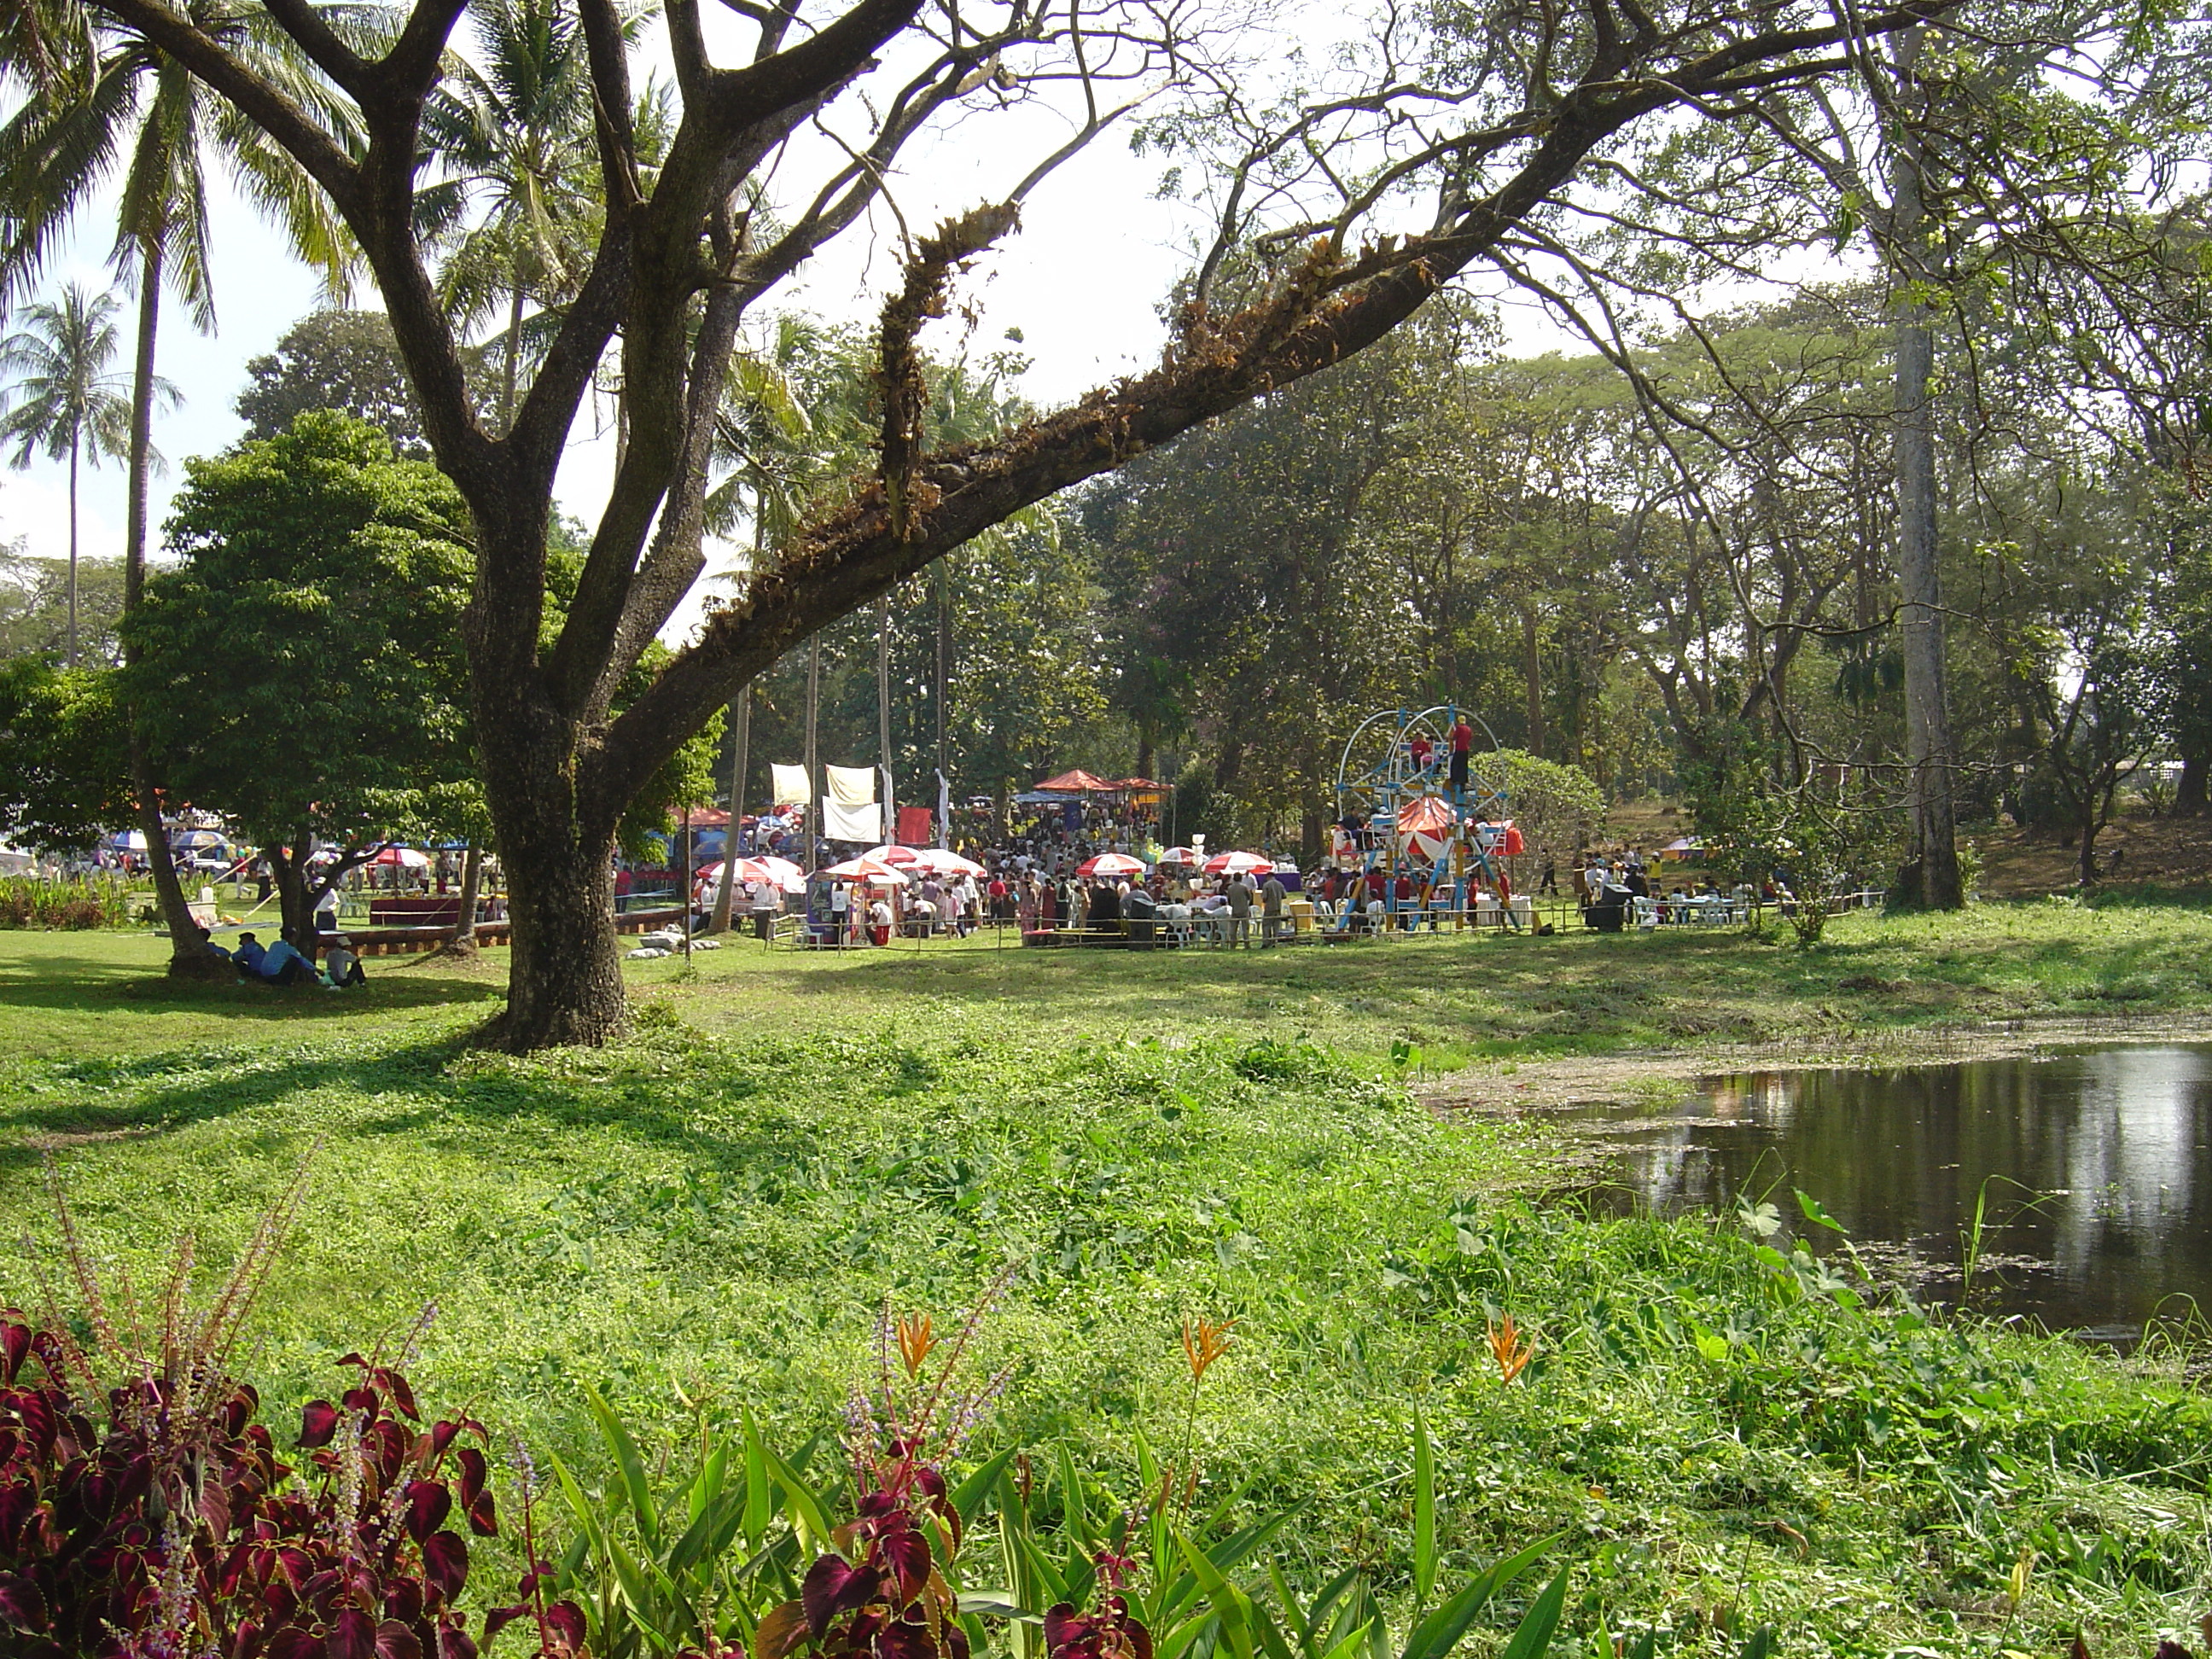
[585, 1382, 662, 1549]
[1412, 1409, 1438, 1609]
[1493, 1569, 1569, 1659]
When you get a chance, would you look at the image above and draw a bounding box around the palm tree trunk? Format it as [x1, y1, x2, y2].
[501, 283, 524, 434]
[1889, 26, 1963, 911]
[805, 635, 820, 858]
[120, 233, 212, 974]
[66, 438, 79, 669]
[709, 685, 749, 933]
[877, 595, 894, 841]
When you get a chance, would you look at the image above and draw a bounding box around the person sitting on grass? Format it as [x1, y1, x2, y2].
[323, 935, 365, 987]
[232, 931, 267, 977]
[256, 934, 317, 987]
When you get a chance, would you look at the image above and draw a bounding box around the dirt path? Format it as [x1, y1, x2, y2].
[1422, 1012, 2212, 1116]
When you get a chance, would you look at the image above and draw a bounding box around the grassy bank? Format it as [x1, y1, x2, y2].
[3, 911, 2211, 1654]
[9, 895, 2212, 1068]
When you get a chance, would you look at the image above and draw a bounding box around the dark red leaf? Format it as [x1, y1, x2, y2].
[373, 1369, 421, 1423]
[0, 1319, 29, 1386]
[300, 1401, 341, 1449]
[804, 1555, 882, 1639]
[270, 1628, 323, 1659]
[876, 1617, 940, 1659]
[880, 1529, 930, 1604]
[464, 1487, 496, 1538]
[1127, 1613, 1154, 1659]
[422, 1532, 469, 1604]
[403, 1480, 451, 1543]
[384, 1576, 424, 1627]
[480, 1605, 530, 1645]
[438, 1627, 480, 1659]
[0, 1570, 49, 1633]
[1043, 1606, 1085, 1656]
[454, 1447, 486, 1509]
[375, 1619, 423, 1659]
[329, 1607, 378, 1659]
[544, 1600, 587, 1655]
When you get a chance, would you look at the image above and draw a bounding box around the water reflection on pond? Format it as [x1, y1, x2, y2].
[1578, 1043, 2212, 1341]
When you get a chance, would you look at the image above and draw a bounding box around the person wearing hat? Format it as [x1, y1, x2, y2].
[323, 934, 366, 987]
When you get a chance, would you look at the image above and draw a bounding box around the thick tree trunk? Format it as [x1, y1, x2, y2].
[1888, 26, 1963, 911]
[494, 832, 627, 1048]
[2177, 753, 2208, 816]
[264, 837, 317, 953]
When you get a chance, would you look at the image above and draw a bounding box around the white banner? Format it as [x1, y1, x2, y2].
[824, 799, 881, 841]
[825, 764, 876, 807]
[770, 762, 812, 804]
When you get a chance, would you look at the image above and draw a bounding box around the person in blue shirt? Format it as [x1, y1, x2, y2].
[191, 925, 230, 960]
[257, 936, 316, 987]
[231, 932, 267, 977]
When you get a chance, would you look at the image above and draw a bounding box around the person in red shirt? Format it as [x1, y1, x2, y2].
[1408, 732, 1434, 775]
[1448, 715, 1474, 790]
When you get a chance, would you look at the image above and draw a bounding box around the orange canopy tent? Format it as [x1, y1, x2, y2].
[1034, 769, 1118, 792]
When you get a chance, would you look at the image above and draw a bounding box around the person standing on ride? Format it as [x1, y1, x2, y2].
[1448, 715, 1475, 792]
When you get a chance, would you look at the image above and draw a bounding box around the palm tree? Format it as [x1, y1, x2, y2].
[420, 0, 624, 429]
[0, 284, 143, 667]
[0, 3, 358, 966]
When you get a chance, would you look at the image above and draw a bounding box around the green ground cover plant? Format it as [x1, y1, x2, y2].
[2, 913, 2210, 1655]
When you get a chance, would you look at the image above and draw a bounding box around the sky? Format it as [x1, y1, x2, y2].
[0, 71, 1220, 578]
[0, 13, 1590, 602]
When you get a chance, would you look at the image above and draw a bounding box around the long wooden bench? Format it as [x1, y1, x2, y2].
[335, 905, 686, 957]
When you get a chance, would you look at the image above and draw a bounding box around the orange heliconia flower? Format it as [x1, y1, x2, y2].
[1487, 1315, 1535, 1384]
[1181, 1316, 1236, 1383]
[896, 1312, 939, 1380]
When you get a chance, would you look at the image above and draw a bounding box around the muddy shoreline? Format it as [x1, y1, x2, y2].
[1423, 1010, 2212, 1118]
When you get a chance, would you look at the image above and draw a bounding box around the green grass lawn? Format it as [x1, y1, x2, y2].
[3, 907, 2211, 1655]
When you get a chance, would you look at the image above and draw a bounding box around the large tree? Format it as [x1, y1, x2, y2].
[44, 0, 1960, 1046]
[124, 411, 483, 946]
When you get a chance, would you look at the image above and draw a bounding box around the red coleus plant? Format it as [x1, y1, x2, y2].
[1044, 1550, 1154, 1659]
[0, 1307, 578, 1659]
[758, 1292, 1020, 1659]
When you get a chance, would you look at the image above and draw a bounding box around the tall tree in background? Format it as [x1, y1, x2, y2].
[236, 306, 497, 451]
[0, 0, 357, 967]
[0, 283, 138, 667]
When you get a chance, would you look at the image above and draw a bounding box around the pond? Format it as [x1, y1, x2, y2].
[1577, 1042, 2212, 1342]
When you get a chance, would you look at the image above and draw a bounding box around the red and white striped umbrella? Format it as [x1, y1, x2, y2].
[1202, 850, 1274, 876]
[907, 847, 987, 877]
[1076, 852, 1148, 878]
